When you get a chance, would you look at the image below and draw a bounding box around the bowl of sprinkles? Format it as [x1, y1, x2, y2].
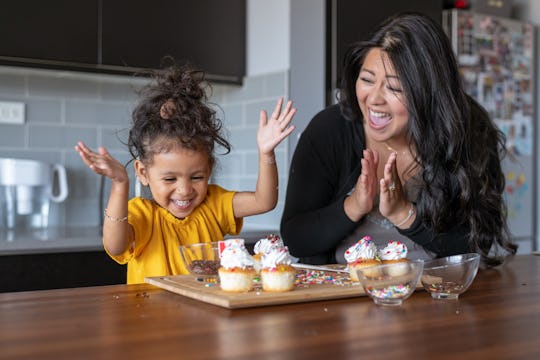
[355, 260, 424, 306]
[179, 242, 221, 279]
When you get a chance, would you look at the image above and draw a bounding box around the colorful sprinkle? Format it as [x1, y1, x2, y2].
[366, 284, 411, 299]
[295, 270, 354, 287]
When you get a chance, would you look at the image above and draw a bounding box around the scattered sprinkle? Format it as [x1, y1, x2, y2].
[295, 270, 354, 287]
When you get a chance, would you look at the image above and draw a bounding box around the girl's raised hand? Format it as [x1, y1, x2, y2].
[75, 141, 129, 183]
[257, 98, 296, 155]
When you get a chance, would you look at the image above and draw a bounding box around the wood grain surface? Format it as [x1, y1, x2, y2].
[1, 255, 539, 360]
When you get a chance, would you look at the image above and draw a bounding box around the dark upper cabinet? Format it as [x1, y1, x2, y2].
[0, 0, 246, 84]
[0, 1, 98, 65]
[101, 0, 246, 83]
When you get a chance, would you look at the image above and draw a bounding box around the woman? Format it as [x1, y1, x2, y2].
[280, 12, 517, 266]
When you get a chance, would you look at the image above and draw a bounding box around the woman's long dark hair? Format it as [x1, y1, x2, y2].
[340, 13, 517, 266]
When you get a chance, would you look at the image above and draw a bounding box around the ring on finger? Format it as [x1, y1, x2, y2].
[388, 182, 396, 191]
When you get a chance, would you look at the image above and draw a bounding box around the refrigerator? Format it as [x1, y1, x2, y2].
[443, 9, 536, 252]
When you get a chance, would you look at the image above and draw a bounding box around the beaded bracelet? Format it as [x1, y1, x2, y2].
[104, 208, 128, 223]
[394, 203, 415, 227]
[265, 154, 276, 165]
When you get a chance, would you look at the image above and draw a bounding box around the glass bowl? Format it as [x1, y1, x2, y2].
[179, 242, 221, 279]
[355, 260, 424, 306]
[421, 253, 481, 300]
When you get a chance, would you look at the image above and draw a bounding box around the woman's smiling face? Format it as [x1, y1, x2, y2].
[356, 48, 409, 144]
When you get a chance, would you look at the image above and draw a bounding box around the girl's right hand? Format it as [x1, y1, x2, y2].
[344, 149, 379, 221]
[75, 141, 129, 183]
[257, 97, 296, 155]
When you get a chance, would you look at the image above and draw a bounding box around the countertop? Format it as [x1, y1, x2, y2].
[2, 255, 539, 359]
[0, 226, 103, 255]
[0, 226, 278, 256]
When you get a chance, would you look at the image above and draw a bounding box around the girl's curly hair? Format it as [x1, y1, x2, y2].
[128, 61, 231, 168]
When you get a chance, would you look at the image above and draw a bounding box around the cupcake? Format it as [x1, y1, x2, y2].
[218, 239, 256, 292]
[344, 236, 382, 281]
[378, 241, 409, 276]
[260, 246, 296, 292]
[253, 234, 284, 273]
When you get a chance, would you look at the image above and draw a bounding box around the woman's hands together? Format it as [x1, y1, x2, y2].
[345, 149, 379, 221]
[345, 150, 414, 228]
[379, 152, 413, 227]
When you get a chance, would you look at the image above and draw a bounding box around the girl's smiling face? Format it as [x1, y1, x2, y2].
[135, 147, 211, 219]
[356, 48, 409, 145]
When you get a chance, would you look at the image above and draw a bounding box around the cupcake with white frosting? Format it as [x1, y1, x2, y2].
[260, 246, 296, 292]
[344, 236, 382, 281]
[218, 239, 256, 292]
[378, 241, 409, 276]
[253, 234, 284, 273]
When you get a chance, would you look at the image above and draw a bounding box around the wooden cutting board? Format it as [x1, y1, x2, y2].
[146, 271, 367, 309]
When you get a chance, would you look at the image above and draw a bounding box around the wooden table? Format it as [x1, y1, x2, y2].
[1, 255, 540, 359]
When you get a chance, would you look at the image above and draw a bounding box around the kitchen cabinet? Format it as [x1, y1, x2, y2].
[0, 251, 126, 292]
[101, 0, 246, 83]
[0, 0, 246, 84]
[0, 226, 125, 292]
[0, 1, 98, 65]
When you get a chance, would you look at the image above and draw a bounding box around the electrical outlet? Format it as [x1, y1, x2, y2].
[0, 101, 25, 124]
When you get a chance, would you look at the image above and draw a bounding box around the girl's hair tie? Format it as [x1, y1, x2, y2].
[159, 98, 176, 119]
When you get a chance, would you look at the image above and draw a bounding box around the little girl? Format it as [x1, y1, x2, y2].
[75, 64, 295, 284]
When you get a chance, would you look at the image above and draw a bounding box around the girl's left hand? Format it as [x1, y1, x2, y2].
[257, 98, 296, 155]
[379, 152, 411, 225]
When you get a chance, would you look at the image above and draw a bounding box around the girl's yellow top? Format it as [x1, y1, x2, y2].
[105, 184, 242, 284]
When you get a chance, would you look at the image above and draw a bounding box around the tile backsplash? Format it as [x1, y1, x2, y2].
[0, 67, 290, 231]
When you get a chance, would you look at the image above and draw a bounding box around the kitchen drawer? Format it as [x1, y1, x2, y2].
[0, 251, 126, 292]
